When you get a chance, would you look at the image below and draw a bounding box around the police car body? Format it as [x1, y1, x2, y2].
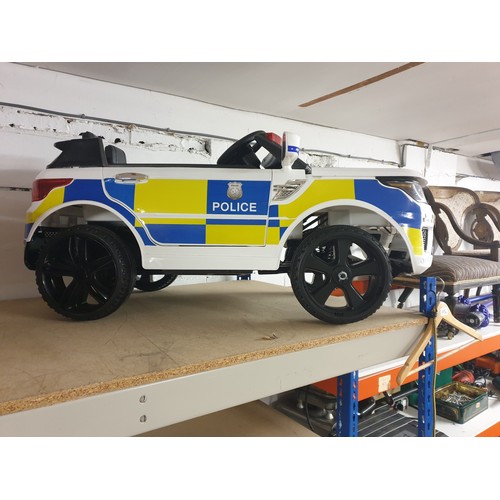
[25, 130, 434, 323]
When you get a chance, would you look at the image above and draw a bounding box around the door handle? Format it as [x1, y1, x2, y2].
[114, 172, 149, 183]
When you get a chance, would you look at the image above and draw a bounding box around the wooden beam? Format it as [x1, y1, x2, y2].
[299, 62, 425, 107]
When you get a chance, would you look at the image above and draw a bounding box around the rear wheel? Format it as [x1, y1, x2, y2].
[35, 225, 136, 321]
[135, 273, 177, 292]
[290, 225, 392, 324]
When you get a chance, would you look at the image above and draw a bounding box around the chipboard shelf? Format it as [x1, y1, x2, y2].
[0, 280, 427, 437]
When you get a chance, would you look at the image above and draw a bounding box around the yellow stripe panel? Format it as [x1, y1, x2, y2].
[137, 217, 206, 226]
[267, 227, 281, 245]
[206, 225, 266, 245]
[279, 179, 355, 219]
[135, 180, 207, 214]
[26, 187, 65, 223]
[407, 227, 423, 256]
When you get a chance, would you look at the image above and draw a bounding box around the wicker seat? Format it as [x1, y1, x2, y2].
[477, 190, 500, 243]
[429, 186, 500, 261]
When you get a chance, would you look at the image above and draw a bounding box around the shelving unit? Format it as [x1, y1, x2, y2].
[315, 323, 500, 437]
[1, 280, 498, 437]
[317, 324, 500, 395]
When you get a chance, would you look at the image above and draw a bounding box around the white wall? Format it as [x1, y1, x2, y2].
[1, 62, 499, 301]
[405, 143, 500, 190]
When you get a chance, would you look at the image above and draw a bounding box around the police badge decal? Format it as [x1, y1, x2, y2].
[227, 182, 243, 200]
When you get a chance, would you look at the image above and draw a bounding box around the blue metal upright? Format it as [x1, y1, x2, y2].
[418, 277, 437, 437]
[419, 276, 437, 317]
[417, 333, 436, 436]
[336, 371, 359, 436]
[334, 277, 437, 437]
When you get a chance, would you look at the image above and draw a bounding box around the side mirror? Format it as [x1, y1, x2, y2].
[282, 132, 300, 169]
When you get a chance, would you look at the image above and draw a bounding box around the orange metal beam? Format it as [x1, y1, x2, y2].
[476, 421, 500, 437]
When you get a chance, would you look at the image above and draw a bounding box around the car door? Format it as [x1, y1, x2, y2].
[102, 165, 273, 246]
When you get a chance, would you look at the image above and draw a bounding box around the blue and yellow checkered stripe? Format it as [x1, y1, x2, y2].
[26, 177, 425, 255]
[108, 178, 272, 245]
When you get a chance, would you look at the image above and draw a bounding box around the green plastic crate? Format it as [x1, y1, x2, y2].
[435, 382, 488, 424]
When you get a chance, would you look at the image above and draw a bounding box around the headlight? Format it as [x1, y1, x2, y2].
[378, 178, 427, 203]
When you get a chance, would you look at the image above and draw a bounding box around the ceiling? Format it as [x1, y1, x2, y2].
[21, 62, 500, 159]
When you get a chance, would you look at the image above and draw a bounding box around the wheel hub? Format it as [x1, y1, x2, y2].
[337, 270, 349, 282]
[332, 266, 351, 285]
[77, 267, 91, 282]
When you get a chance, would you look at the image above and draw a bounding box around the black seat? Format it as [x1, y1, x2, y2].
[105, 145, 127, 165]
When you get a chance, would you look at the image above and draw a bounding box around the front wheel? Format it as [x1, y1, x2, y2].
[289, 225, 392, 324]
[35, 225, 136, 321]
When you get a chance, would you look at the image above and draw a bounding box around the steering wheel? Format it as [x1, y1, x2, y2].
[217, 130, 266, 167]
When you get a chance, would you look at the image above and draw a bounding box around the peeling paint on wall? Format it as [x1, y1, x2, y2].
[129, 128, 208, 155]
[0, 105, 217, 161]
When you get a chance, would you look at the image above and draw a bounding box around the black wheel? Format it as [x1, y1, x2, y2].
[135, 273, 177, 292]
[290, 225, 392, 324]
[35, 225, 136, 321]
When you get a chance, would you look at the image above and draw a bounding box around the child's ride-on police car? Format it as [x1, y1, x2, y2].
[25, 130, 434, 323]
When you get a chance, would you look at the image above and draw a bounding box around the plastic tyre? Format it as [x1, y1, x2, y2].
[290, 225, 392, 324]
[35, 225, 136, 321]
